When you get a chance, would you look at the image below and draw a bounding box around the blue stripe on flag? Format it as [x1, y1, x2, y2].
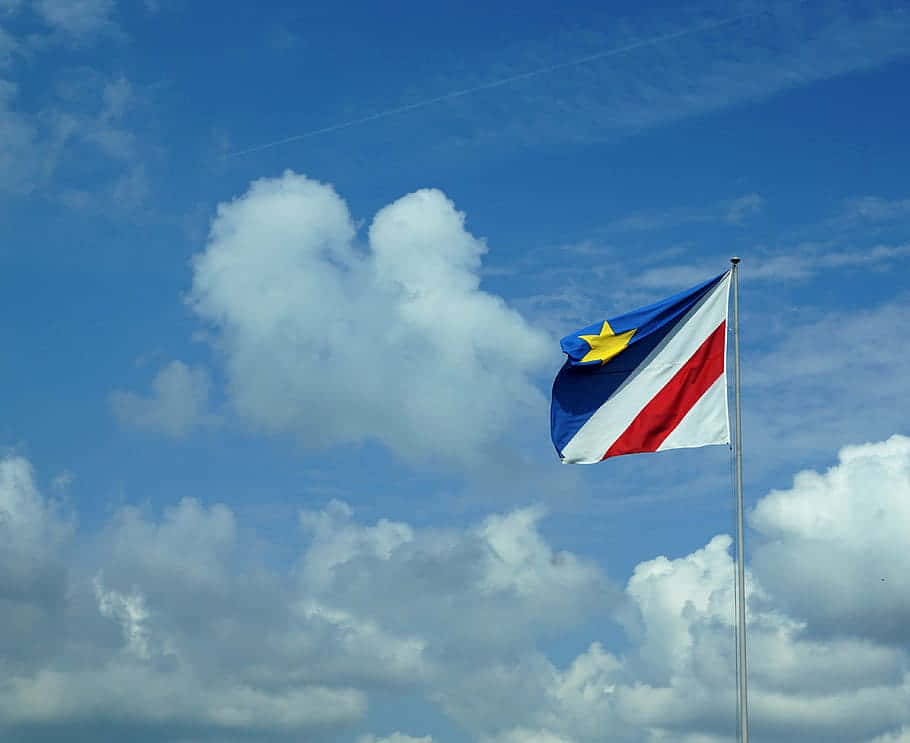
[550, 321, 675, 457]
[560, 273, 726, 366]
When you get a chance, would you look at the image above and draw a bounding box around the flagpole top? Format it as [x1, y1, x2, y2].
[730, 256, 741, 265]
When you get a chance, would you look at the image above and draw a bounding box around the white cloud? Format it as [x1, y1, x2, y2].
[102, 497, 237, 592]
[231, 3, 910, 162]
[359, 734, 435, 743]
[382, 1, 910, 159]
[0, 459, 611, 740]
[0, 454, 69, 573]
[190, 172, 551, 464]
[0, 480, 373, 738]
[34, 0, 116, 38]
[741, 243, 910, 282]
[625, 534, 742, 679]
[3, 437, 910, 742]
[751, 434, 910, 642]
[297, 500, 617, 655]
[0, 456, 70, 672]
[110, 360, 216, 438]
[0, 461, 613, 739]
[0, 455, 64, 553]
[0, 16, 146, 203]
[536, 437, 910, 743]
[866, 728, 910, 743]
[0, 67, 141, 196]
[94, 576, 152, 659]
[483, 731, 578, 743]
[0, 668, 366, 732]
[592, 240, 910, 297]
[425, 436, 910, 743]
[845, 196, 910, 222]
[605, 194, 764, 233]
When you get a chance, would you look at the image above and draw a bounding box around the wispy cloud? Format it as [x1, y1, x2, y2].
[233, 1, 910, 161]
[842, 195, 910, 222]
[460, 0, 910, 151]
[605, 194, 764, 233]
[511, 184, 910, 337]
[0, 80, 43, 193]
[627, 242, 910, 290]
[228, 7, 763, 157]
[745, 243, 910, 281]
[0, 14, 153, 205]
[33, 0, 118, 40]
[744, 299, 910, 479]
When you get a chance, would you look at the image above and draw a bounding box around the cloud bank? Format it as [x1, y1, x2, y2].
[2, 435, 910, 742]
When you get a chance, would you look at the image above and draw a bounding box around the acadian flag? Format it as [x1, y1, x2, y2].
[550, 271, 732, 464]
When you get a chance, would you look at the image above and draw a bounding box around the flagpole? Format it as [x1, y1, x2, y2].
[730, 257, 749, 743]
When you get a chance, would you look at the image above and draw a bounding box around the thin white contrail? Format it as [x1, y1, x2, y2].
[227, 9, 764, 158]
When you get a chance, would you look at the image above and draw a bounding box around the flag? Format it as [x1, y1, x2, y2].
[550, 271, 731, 464]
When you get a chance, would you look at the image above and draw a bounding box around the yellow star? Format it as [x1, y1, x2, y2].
[577, 321, 636, 364]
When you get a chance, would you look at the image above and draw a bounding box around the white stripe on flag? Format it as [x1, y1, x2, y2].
[656, 373, 729, 451]
[560, 273, 731, 464]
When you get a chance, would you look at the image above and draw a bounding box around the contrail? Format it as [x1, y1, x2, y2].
[227, 9, 764, 158]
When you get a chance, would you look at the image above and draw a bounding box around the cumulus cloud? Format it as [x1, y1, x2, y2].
[0, 454, 615, 741]
[0, 477, 371, 741]
[466, 537, 906, 743]
[469, 437, 910, 743]
[297, 501, 617, 656]
[3, 435, 910, 742]
[94, 576, 153, 659]
[750, 434, 910, 642]
[0, 456, 70, 667]
[419, 437, 910, 743]
[0, 668, 365, 734]
[110, 360, 216, 437]
[190, 172, 551, 463]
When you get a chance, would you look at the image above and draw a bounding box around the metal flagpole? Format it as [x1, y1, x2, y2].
[730, 257, 749, 743]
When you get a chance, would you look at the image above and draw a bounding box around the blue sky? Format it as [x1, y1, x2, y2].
[2, 1, 910, 742]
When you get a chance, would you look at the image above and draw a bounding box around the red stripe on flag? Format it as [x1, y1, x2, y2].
[602, 321, 727, 460]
